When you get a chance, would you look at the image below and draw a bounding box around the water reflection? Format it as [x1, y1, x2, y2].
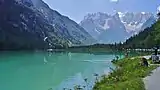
[55, 73, 91, 90]
[0, 51, 122, 90]
[42, 52, 118, 90]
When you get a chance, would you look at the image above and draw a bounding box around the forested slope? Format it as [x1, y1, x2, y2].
[124, 20, 160, 49]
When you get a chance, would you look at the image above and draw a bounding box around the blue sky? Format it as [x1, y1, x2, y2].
[43, 0, 160, 23]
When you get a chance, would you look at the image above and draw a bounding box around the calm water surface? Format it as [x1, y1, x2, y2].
[0, 51, 123, 90]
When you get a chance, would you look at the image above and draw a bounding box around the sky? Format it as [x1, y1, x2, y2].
[43, 0, 160, 23]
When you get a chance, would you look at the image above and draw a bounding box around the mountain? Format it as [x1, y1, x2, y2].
[157, 6, 160, 14]
[80, 12, 110, 39]
[141, 15, 156, 30]
[80, 12, 156, 44]
[0, 0, 95, 50]
[124, 20, 160, 49]
[124, 8, 160, 49]
[119, 12, 156, 35]
[31, 0, 96, 45]
[98, 13, 128, 43]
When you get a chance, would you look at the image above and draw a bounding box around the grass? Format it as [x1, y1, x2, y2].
[93, 57, 158, 90]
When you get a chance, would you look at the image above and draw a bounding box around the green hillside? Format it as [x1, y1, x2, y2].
[124, 20, 160, 49]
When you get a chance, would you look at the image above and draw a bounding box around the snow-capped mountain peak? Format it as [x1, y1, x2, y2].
[80, 12, 156, 43]
[157, 6, 160, 13]
[113, 12, 121, 20]
[118, 12, 125, 18]
[119, 12, 155, 33]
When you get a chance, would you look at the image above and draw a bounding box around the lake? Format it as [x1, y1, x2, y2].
[0, 51, 123, 90]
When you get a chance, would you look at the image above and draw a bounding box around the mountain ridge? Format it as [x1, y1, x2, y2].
[0, 0, 95, 50]
[80, 12, 156, 44]
[124, 20, 160, 49]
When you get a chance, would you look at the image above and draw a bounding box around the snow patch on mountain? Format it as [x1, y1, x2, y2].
[94, 28, 101, 34]
[80, 12, 156, 43]
[102, 19, 110, 29]
[118, 12, 155, 34]
[157, 6, 160, 13]
[118, 12, 125, 18]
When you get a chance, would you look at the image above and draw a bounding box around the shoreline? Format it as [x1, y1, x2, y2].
[93, 56, 158, 90]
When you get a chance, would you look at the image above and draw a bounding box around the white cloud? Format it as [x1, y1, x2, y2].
[158, 6, 160, 12]
[157, 6, 160, 14]
[110, 0, 119, 3]
[141, 12, 145, 14]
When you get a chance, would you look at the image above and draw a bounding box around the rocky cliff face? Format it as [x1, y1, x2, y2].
[80, 12, 156, 44]
[98, 13, 128, 43]
[29, 0, 95, 45]
[0, 0, 95, 50]
[119, 12, 156, 35]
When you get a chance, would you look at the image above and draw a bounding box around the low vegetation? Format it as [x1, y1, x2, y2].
[94, 57, 158, 90]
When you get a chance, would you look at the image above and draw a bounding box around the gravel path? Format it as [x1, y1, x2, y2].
[143, 67, 160, 90]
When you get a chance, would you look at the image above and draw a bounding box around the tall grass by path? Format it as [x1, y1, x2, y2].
[94, 57, 158, 90]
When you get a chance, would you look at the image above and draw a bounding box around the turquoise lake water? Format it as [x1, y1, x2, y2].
[0, 51, 123, 90]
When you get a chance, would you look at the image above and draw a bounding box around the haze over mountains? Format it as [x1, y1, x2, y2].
[80, 12, 156, 43]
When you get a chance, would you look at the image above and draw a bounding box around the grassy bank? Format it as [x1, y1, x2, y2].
[94, 57, 158, 90]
